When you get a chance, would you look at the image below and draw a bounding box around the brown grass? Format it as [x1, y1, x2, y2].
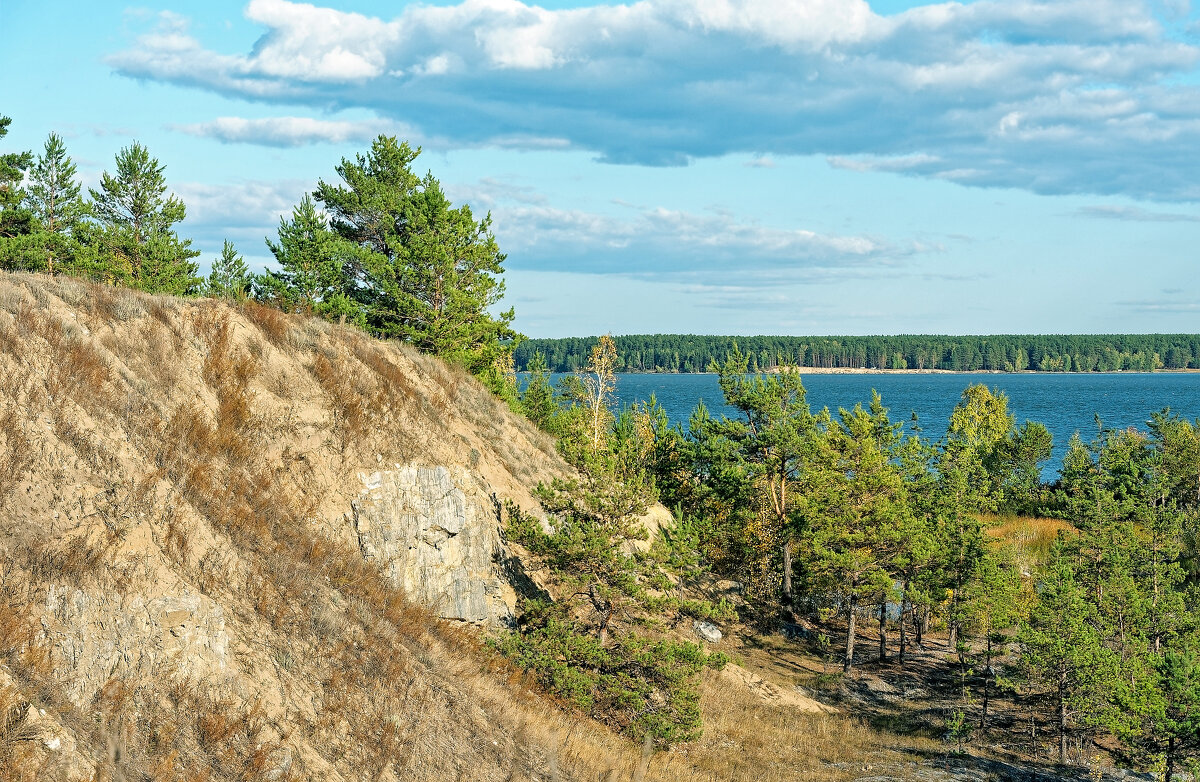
[242, 300, 293, 348]
[983, 514, 1077, 572]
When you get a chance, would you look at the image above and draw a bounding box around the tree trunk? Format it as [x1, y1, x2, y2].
[781, 539, 793, 606]
[1058, 669, 1068, 764]
[843, 594, 858, 674]
[898, 581, 908, 665]
[1166, 736, 1176, 782]
[980, 635, 992, 730]
[878, 598, 888, 661]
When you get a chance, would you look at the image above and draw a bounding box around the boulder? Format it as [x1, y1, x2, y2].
[693, 619, 723, 644]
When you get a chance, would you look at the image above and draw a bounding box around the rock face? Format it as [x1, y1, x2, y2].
[42, 586, 228, 706]
[352, 465, 515, 625]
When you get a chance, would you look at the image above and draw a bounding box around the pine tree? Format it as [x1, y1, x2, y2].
[25, 132, 85, 274]
[206, 240, 250, 300]
[520, 351, 557, 429]
[314, 136, 515, 372]
[86, 142, 200, 294]
[256, 194, 361, 323]
[1019, 549, 1111, 763]
[0, 115, 39, 270]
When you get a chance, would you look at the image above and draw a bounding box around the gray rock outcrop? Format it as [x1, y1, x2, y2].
[42, 586, 228, 706]
[351, 465, 515, 626]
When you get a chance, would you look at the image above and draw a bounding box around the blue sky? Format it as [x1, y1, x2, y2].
[3, 0, 1199, 337]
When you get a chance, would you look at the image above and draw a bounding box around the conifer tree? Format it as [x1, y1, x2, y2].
[313, 136, 515, 372]
[1020, 549, 1111, 763]
[256, 194, 360, 322]
[804, 396, 911, 672]
[206, 239, 250, 301]
[86, 142, 200, 294]
[710, 345, 823, 606]
[519, 351, 557, 429]
[0, 115, 39, 270]
[26, 132, 85, 273]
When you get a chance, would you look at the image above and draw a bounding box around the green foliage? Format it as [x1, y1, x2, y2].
[255, 194, 362, 324]
[0, 115, 38, 268]
[83, 141, 200, 294]
[23, 132, 86, 274]
[515, 333, 1200, 373]
[206, 240, 250, 301]
[314, 136, 516, 372]
[493, 599, 725, 745]
[519, 351, 557, 429]
[706, 345, 824, 604]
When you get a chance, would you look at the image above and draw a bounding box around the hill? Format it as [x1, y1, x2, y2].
[0, 273, 1145, 782]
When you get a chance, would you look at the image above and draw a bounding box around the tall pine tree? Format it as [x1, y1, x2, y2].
[85, 141, 200, 294]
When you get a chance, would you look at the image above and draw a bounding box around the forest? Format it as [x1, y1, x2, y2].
[515, 333, 1200, 373]
[512, 338, 1200, 777]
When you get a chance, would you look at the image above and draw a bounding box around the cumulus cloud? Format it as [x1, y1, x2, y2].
[448, 180, 930, 282]
[111, 0, 1200, 198]
[172, 116, 402, 146]
[176, 178, 311, 249]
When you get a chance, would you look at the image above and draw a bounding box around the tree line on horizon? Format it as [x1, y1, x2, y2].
[516, 333, 1200, 374]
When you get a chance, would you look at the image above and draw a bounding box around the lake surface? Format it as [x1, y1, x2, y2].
[590, 372, 1200, 478]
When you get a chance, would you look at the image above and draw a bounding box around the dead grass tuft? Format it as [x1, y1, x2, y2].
[242, 300, 293, 348]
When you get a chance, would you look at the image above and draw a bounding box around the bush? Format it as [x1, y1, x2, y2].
[493, 599, 726, 746]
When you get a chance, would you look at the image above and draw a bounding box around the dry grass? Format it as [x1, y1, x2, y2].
[983, 514, 1077, 573]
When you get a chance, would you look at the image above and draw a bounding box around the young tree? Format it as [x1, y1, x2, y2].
[206, 239, 250, 301]
[583, 335, 618, 455]
[803, 396, 911, 672]
[25, 132, 86, 273]
[256, 194, 361, 323]
[519, 351, 557, 429]
[0, 115, 38, 269]
[954, 547, 1026, 728]
[314, 136, 516, 371]
[709, 345, 823, 606]
[941, 384, 1016, 514]
[1020, 549, 1111, 763]
[86, 141, 200, 294]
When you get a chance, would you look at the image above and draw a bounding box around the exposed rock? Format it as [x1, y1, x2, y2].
[42, 586, 228, 706]
[693, 619, 723, 644]
[352, 465, 515, 625]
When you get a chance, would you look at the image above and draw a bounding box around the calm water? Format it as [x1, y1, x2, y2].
[591, 373, 1200, 478]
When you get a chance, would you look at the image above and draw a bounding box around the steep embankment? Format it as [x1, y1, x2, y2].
[0, 273, 600, 780]
[2, 273, 1085, 782]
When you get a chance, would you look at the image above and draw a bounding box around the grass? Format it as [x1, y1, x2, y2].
[982, 513, 1077, 572]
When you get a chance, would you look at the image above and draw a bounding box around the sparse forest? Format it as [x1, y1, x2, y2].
[509, 339, 1200, 777]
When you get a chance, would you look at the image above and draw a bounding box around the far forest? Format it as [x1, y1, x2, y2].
[515, 333, 1200, 374]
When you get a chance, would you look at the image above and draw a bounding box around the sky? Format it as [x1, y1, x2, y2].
[2, 0, 1200, 338]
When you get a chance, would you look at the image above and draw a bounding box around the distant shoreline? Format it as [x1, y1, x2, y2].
[599, 368, 1200, 376]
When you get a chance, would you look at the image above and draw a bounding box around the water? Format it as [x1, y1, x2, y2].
[589, 372, 1200, 478]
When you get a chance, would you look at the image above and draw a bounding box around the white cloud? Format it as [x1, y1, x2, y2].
[111, 0, 1200, 199]
[449, 180, 924, 282]
[172, 116, 402, 146]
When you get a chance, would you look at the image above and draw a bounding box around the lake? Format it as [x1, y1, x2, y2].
[590, 372, 1200, 478]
